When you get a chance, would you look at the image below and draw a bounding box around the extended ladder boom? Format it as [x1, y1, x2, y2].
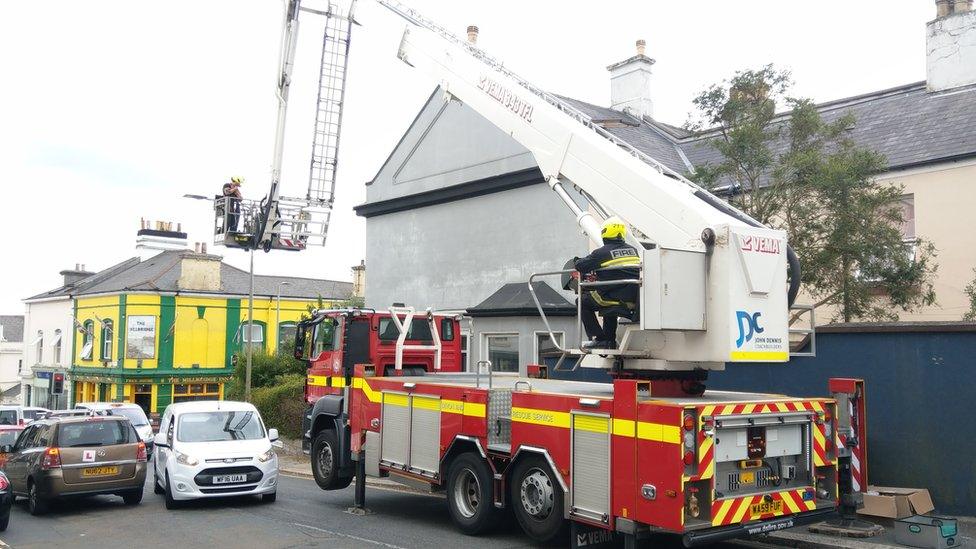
[377, 0, 795, 368]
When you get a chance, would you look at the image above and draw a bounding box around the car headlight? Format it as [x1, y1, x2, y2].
[257, 449, 275, 463]
[176, 451, 199, 466]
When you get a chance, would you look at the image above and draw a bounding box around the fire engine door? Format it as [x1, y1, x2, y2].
[341, 319, 371, 385]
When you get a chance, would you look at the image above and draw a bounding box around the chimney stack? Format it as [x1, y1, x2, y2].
[466, 25, 479, 45]
[136, 218, 190, 260]
[60, 265, 94, 287]
[927, 0, 976, 91]
[607, 39, 656, 120]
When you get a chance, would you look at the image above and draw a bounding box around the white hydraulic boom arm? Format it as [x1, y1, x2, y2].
[377, 1, 799, 369]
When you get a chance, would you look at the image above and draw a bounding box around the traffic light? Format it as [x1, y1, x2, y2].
[52, 373, 64, 395]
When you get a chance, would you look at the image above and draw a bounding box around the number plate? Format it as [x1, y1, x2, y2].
[750, 500, 783, 517]
[81, 466, 120, 477]
[213, 474, 247, 484]
[740, 471, 756, 484]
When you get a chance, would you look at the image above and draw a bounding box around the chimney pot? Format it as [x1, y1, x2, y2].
[636, 39, 646, 56]
[466, 25, 479, 45]
[952, 0, 973, 13]
[938, 0, 952, 16]
[201, 242, 207, 254]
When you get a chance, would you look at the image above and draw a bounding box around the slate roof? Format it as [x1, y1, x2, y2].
[0, 316, 24, 342]
[27, 250, 352, 301]
[561, 81, 976, 182]
[467, 281, 575, 317]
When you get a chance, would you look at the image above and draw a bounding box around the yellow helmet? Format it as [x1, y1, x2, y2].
[601, 216, 627, 240]
[230, 176, 243, 185]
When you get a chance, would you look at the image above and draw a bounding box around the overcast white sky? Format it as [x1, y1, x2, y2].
[0, 1, 934, 313]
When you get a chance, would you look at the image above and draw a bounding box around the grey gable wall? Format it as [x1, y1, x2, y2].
[363, 89, 589, 311]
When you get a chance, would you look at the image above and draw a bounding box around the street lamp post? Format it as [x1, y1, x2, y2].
[246, 249, 255, 403]
[276, 281, 291, 355]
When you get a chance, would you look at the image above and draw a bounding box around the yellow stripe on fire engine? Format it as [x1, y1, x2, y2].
[730, 496, 755, 523]
[698, 436, 715, 479]
[637, 422, 681, 444]
[411, 395, 440, 411]
[712, 498, 736, 526]
[573, 415, 610, 434]
[307, 375, 328, 387]
[781, 491, 802, 514]
[352, 377, 381, 403]
[330, 376, 348, 388]
[729, 351, 789, 361]
[612, 418, 636, 437]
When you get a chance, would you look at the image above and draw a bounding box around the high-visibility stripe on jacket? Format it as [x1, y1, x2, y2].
[574, 239, 641, 304]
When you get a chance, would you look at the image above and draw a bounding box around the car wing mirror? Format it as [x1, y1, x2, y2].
[0, 445, 13, 453]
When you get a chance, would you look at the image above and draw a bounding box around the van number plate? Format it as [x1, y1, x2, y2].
[213, 474, 247, 484]
[750, 500, 783, 517]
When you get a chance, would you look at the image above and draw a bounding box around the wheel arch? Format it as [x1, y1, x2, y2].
[509, 445, 569, 493]
[440, 435, 488, 481]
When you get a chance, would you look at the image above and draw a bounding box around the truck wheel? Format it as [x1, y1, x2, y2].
[312, 430, 352, 490]
[510, 455, 567, 544]
[447, 452, 500, 535]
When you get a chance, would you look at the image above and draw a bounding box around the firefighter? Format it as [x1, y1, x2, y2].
[222, 176, 244, 232]
[574, 217, 641, 350]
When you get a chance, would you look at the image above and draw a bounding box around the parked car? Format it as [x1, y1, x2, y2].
[0, 425, 25, 468]
[0, 406, 49, 427]
[0, 471, 11, 530]
[44, 410, 99, 420]
[1, 416, 148, 515]
[153, 401, 280, 509]
[75, 403, 154, 455]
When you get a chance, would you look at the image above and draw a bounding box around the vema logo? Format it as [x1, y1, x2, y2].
[735, 311, 764, 348]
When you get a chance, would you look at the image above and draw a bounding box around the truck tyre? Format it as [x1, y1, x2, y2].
[510, 455, 568, 544]
[312, 429, 352, 490]
[446, 452, 501, 535]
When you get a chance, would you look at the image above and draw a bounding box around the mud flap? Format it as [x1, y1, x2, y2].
[571, 522, 616, 549]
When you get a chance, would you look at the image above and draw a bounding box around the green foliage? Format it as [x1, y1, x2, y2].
[250, 374, 305, 439]
[345, 295, 366, 308]
[964, 270, 976, 322]
[231, 349, 305, 391]
[688, 66, 938, 322]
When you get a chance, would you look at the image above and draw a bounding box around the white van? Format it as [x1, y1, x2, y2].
[152, 401, 280, 509]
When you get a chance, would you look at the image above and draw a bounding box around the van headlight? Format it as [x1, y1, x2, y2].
[176, 451, 199, 466]
[257, 449, 275, 463]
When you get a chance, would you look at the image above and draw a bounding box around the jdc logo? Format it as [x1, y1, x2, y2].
[735, 311, 764, 348]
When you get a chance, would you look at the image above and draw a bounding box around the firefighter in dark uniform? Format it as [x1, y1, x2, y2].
[574, 217, 641, 350]
[221, 176, 244, 232]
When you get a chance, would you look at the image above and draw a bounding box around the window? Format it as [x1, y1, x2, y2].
[536, 332, 565, 364]
[100, 320, 114, 361]
[278, 322, 297, 353]
[378, 318, 433, 341]
[177, 411, 265, 442]
[172, 383, 221, 403]
[461, 333, 470, 372]
[59, 421, 131, 447]
[52, 329, 62, 365]
[240, 322, 264, 350]
[485, 334, 519, 373]
[313, 319, 339, 355]
[440, 319, 455, 341]
[0, 410, 16, 426]
[81, 320, 94, 360]
[898, 195, 917, 263]
[32, 331, 43, 364]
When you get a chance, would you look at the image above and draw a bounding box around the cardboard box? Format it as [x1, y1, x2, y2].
[859, 486, 935, 519]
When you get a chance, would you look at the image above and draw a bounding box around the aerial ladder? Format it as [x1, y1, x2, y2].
[296, 4, 868, 547]
[213, 0, 356, 252]
[376, 0, 803, 374]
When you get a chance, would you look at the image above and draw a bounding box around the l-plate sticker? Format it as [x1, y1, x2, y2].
[82, 450, 96, 463]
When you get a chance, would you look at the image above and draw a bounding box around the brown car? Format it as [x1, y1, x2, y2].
[0, 415, 148, 515]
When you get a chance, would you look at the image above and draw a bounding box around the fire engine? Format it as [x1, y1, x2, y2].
[295, 1, 869, 546]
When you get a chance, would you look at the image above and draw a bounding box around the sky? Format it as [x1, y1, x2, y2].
[0, 0, 934, 313]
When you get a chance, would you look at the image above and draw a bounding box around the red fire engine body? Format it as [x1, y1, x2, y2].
[302, 313, 845, 546]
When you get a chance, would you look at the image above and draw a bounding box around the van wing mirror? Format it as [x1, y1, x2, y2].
[268, 428, 279, 442]
[0, 444, 12, 454]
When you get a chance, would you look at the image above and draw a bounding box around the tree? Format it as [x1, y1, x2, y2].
[964, 269, 976, 322]
[688, 66, 938, 322]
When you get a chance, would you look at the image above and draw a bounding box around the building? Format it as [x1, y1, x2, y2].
[0, 316, 24, 403]
[356, 2, 976, 370]
[23, 223, 353, 413]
